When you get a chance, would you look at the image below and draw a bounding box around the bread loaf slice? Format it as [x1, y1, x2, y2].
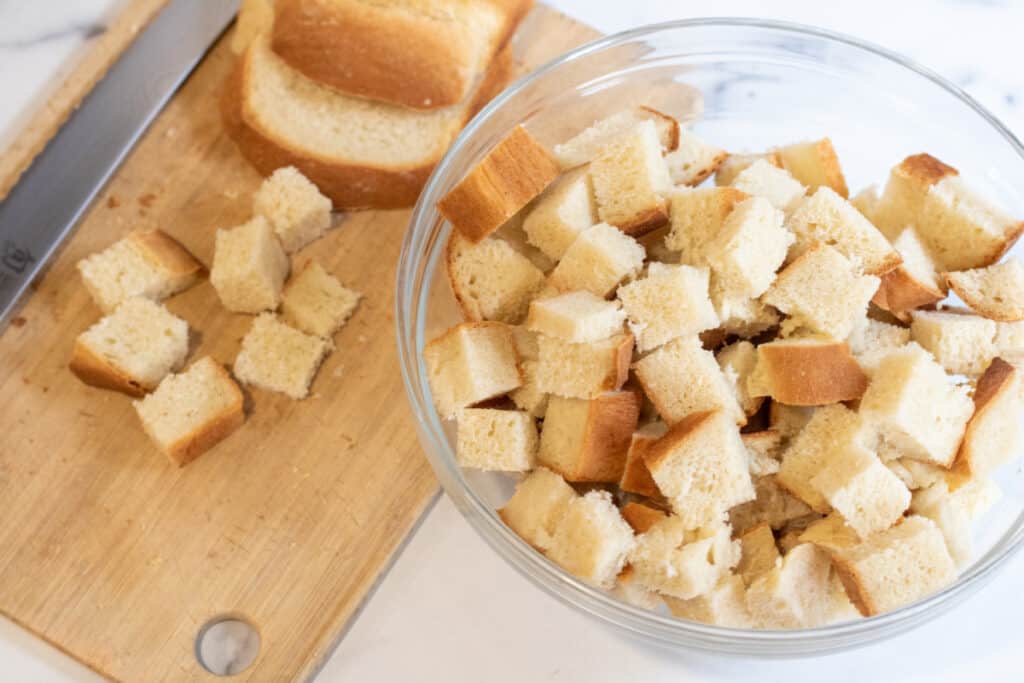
[498, 467, 577, 551]
[271, 0, 532, 110]
[747, 338, 868, 406]
[945, 258, 1024, 322]
[538, 391, 640, 482]
[423, 321, 522, 418]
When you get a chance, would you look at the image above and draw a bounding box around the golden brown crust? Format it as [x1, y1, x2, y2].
[758, 341, 868, 406]
[685, 150, 728, 187]
[642, 409, 717, 472]
[950, 357, 1017, 480]
[271, 0, 532, 110]
[607, 333, 635, 393]
[778, 138, 849, 198]
[165, 362, 245, 467]
[829, 553, 875, 617]
[444, 233, 480, 322]
[130, 230, 203, 278]
[620, 501, 666, 534]
[637, 106, 680, 153]
[69, 338, 148, 397]
[557, 390, 640, 483]
[897, 153, 959, 186]
[986, 221, 1024, 270]
[437, 125, 561, 243]
[945, 268, 1024, 321]
[619, 431, 662, 497]
[871, 266, 945, 313]
[614, 203, 669, 237]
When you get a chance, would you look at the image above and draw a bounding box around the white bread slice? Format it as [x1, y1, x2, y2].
[850, 184, 881, 221]
[736, 523, 782, 585]
[775, 138, 849, 197]
[664, 129, 727, 186]
[538, 391, 640, 483]
[731, 160, 806, 212]
[715, 151, 783, 187]
[553, 106, 680, 169]
[951, 357, 1023, 480]
[777, 404, 867, 512]
[253, 165, 332, 252]
[909, 309, 997, 377]
[280, 261, 361, 338]
[133, 356, 245, 466]
[547, 223, 645, 297]
[546, 490, 636, 589]
[446, 232, 547, 324]
[945, 259, 1024, 322]
[526, 291, 625, 343]
[456, 408, 538, 472]
[77, 230, 202, 313]
[223, 37, 515, 209]
[810, 441, 911, 538]
[643, 410, 755, 528]
[210, 215, 290, 314]
[588, 120, 672, 235]
[763, 243, 880, 340]
[619, 501, 668, 534]
[831, 515, 955, 617]
[873, 153, 1024, 271]
[704, 197, 794, 300]
[797, 513, 861, 553]
[860, 343, 973, 467]
[716, 341, 763, 417]
[786, 187, 901, 276]
[270, 0, 531, 110]
[747, 338, 868, 406]
[70, 297, 189, 397]
[628, 516, 739, 599]
[633, 336, 745, 426]
[423, 321, 522, 418]
[746, 543, 833, 628]
[535, 333, 632, 399]
[665, 186, 750, 262]
[729, 474, 814, 534]
[619, 422, 668, 498]
[498, 467, 577, 552]
[871, 227, 945, 315]
[741, 430, 783, 476]
[522, 168, 597, 260]
[665, 574, 753, 627]
[233, 314, 333, 399]
[230, 0, 273, 54]
[617, 263, 718, 352]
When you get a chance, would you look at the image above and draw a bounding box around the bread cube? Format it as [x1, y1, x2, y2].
[445, 233, 546, 324]
[715, 151, 783, 186]
[77, 229, 202, 313]
[634, 336, 745, 426]
[538, 391, 640, 482]
[535, 332, 632, 399]
[280, 261, 361, 337]
[133, 356, 245, 466]
[763, 243, 880, 340]
[952, 357, 1022, 479]
[946, 258, 1024, 322]
[423, 321, 523, 418]
[767, 403, 815, 441]
[253, 166, 332, 252]
[438, 126, 561, 243]
[729, 474, 814, 534]
[776, 404, 867, 512]
[704, 197, 794, 300]
[234, 314, 332, 399]
[871, 227, 944, 314]
[713, 290, 782, 339]
[746, 543, 833, 628]
[548, 223, 645, 297]
[810, 441, 911, 538]
[553, 106, 679, 169]
[787, 187, 900, 276]
[617, 263, 718, 351]
[747, 338, 868, 406]
[628, 516, 740, 599]
[716, 341, 763, 417]
[522, 168, 597, 260]
[860, 343, 973, 467]
[620, 422, 667, 497]
[456, 408, 538, 472]
[612, 566, 664, 610]
[909, 309, 997, 376]
[831, 515, 955, 617]
[643, 410, 755, 528]
[741, 430, 783, 476]
[885, 457, 947, 491]
[589, 120, 672, 235]
[664, 129, 727, 186]
[509, 360, 549, 418]
[526, 291, 625, 343]
[846, 317, 910, 358]
[796, 513, 861, 552]
[665, 574, 753, 627]
[665, 186, 749, 262]
[210, 216, 290, 313]
[546, 490, 636, 588]
[736, 523, 781, 584]
[911, 478, 1001, 566]
[619, 501, 668, 534]
[731, 159, 806, 212]
[996, 321, 1024, 355]
[498, 467, 577, 551]
[775, 138, 849, 197]
[493, 213, 556, 272]
[70, 298, 189, 397]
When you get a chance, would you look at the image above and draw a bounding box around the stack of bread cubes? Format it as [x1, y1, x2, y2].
[73, 166, 361, 465]
[425, 107, 1024, 628]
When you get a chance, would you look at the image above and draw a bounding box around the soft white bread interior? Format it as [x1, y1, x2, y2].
[553, 106, 680, 169]
[951, 357, 1023, 480]
[253, 165, 332, 252]
[745, 543, 833, 629]
[546, 490, 636, 589]
[535, 332, 633, 399]
[457, 408, 538, 472]
[499, 467, 578, 551]
[548, 223, 645, 297]
[664, 129, 726, 186]
[704, 196, 794, 300]
[538, 391, 640, 482]
[617, 263, 718, 352]
[909, 309, 998, 377]
[665, 186, 750, 263]
[871, 226, 945, 315]
[522, 167, 597, 261]
[730, 159, 806, 212]
[715, 151, 782, 187]
[446, 232, 547, 325]
[774, 138, 849, 198]
[945, 258, 1024, 322]
[527, 291, 625, 344]
[280, 261, 361, 338]
[210, 215, 290, 314]
[233, 313, 333, 399]
[628, 516, 740, 599]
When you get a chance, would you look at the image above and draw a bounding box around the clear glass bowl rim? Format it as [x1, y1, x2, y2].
[396, 17, 1024, 654]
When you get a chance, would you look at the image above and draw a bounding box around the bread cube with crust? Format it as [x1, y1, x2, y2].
[498, 467, 577, 551]
[548, 223, 646, 297]
[731, 159, 806, 212]
[747, 338, 868, 406]
[456, 408, 538, 472]
[538, 391, 640, 482]
[446, 233, 547, 324]
[253, 166, 332, 252]
[423, 322, 522, 418]
[628, 516, 740, 599]
[665, 186, 750, 263]
[619, 500, 668, 534]
[775, 138, 849, 197]
[553, 106, 680, 169]
[909, 309, 997, 377]
[619, 422, 668, 498]
[527, 291, 625, 343]
[535, 332, 633, 399]
[617, 263, 719, 351]
[546, 490, 636, 588]
[233, 314, 333, 399]
[716, 341, 763, 417]
[665, 574, 753, 627]
[280, 261, 361, 338]
[872, 227, 945, 315]
[846, 316, 911, 359]
[589, 120, 673, 235]
[665, 129, 727, 186]
[746, 543, 833, 628]
[522, 168, 597, 260]
[945, 258, 1024, 322]
[210, 216, 290, 313]
[951, 357, 1023, 480]
[704, 196, 794, 300]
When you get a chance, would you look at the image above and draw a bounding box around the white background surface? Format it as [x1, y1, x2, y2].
[2, 1, 1024, 681]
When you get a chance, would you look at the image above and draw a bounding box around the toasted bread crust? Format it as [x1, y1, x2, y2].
[757, 341, 868, 406]
[871, 266, 945, 313]
[271, 0, 532, 110]
[130, 230, 204, 278]
[829, 553, 876, 617]
[568, 390, 641, 482]
[637, 106, 680, 153]
[619, 431, 663, 498]
[615, 203, 669, 237]
[69, 338, 148, 397]
[620, 501, 667, 534]
[897, 153, 959, 186]
[951, 357, 1017, 480]
[606, 333, 635, 394]
[684, 150, 728, 187]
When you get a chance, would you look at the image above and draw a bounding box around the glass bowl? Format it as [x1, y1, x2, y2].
[395, 18, 1024, 656]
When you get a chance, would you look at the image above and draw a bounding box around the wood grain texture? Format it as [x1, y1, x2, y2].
[0, 4, 601, 682]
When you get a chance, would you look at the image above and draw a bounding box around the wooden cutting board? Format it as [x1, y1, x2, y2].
[0, 4, 604, 681]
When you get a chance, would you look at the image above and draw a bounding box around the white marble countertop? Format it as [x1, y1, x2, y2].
[3, 1, 1024, 681]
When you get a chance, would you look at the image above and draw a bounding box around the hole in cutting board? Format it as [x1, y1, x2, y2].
[195, 616, 260, 676]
